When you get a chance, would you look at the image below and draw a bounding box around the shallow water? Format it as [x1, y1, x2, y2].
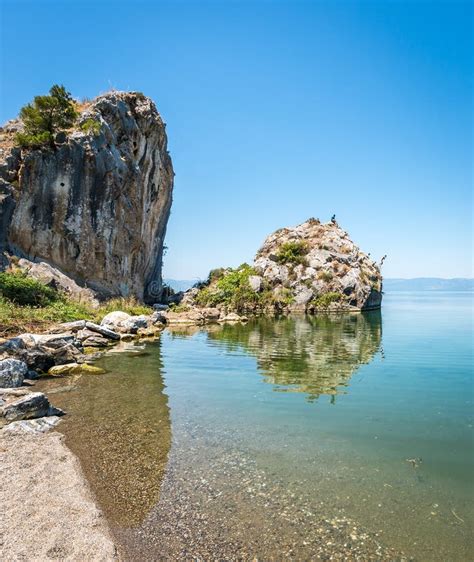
[41, 292, 473, 560]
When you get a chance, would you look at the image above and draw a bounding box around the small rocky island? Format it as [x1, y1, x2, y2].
[168, 218, 383, 324]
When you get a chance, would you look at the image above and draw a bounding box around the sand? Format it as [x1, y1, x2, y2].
[0, 431, 117, 561]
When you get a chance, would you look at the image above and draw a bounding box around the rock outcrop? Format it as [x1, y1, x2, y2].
[0, 91, 174, 302]
[184, 218, 382, 315]
[253, 218, 382, 311]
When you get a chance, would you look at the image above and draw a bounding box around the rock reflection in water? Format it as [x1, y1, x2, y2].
[207, 312, 382, 401]
[37, 341, 171, 527]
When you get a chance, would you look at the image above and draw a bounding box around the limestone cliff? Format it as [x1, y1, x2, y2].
[0, 92, 173, 302]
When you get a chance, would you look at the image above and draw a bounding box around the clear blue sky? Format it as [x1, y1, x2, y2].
[1, 0, 472, 279]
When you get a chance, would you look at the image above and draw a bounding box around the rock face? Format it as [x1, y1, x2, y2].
[253, 218, 382, 311]
[185, 217, 382, 315]
[0, 91, 174, 302]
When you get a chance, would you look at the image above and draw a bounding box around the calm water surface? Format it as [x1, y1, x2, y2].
[41, 292, 473, 560]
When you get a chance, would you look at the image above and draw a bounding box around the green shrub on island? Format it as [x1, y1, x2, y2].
[317, 270, 333, 282]
[15, 84, 79, 148]
[195, 264, 263, 312]
[310, 292, 343, 309]
[275, 240, 309, 266]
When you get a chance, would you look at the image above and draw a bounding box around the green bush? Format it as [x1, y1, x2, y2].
[15, 84, 79, 148]
[195, 264, 261, 312]
[0, 271, 59, 306]
[276, 241, 309, 266]
[271, 287, 295, 307]
[80, 118, 101, 136]
[310, 292, 343, 309]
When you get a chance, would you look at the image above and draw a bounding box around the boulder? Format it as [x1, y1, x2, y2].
[220, 312, 248, 323]
[17, 259, 98, 305]
[1, 392, 64, 424]
[150, 311, 167, 325]
[85, 321, 120, 340]
[200, 307, 221, 321]
[49, 320, 87, 333]
[248, 275, 263, 292]
[294, 286, 314, 307]
[101, 311, 149, 334]
[47, 362, 105, 376]
[0, 358, 28, 388]
[2, 415, 61, 434]
[164, 310, 205, 325]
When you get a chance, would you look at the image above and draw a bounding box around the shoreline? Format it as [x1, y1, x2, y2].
[0, 430, 118, 561]
[0, 311, 383, 561]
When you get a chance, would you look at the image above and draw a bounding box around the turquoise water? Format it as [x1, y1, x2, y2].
[46, 291, 473, 559]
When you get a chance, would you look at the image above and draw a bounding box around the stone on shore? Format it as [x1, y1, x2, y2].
[85, 321, 120, 340]
[101, 311, 149, 334]
[1, 391, 64, 424]
[0, 333, 84, 372]
[0, 358, 28, 388]
[2, 415, 62, 434]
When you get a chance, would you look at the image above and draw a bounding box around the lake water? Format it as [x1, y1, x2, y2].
[40, 291, 473, 560]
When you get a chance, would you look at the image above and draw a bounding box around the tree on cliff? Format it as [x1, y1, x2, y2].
[15, 85, 78, 148]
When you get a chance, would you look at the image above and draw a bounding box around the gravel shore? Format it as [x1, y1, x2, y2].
[0, 431, 117, 561]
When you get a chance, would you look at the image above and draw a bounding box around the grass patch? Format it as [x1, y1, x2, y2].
[0, 272, 153, 337]
[317, 270, 333, 282]
[310, 292, 343, 309]
[275, 240, 309, 266]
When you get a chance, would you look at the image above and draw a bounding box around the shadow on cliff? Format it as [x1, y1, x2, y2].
[37, 340, 171, 528]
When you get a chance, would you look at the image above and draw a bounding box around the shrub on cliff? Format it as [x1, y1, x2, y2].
[15, 84, 79, 148]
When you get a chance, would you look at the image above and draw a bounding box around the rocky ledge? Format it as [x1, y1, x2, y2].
[169, 217, 383, 321]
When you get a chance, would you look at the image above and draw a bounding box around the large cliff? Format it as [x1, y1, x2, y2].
[0, 92, 173, 302]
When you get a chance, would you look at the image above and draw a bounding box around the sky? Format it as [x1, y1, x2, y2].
[0, 0, 472, 279]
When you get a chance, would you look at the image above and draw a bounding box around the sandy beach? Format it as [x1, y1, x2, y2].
[0, 431, 117, 561]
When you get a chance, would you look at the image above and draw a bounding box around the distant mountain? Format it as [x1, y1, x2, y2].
[163, 278, 199, 292]
[383, 278, 473, 291]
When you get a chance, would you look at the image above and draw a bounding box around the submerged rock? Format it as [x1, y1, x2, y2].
[47, 362, 105, 376]
[0, 91, 174, 302]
